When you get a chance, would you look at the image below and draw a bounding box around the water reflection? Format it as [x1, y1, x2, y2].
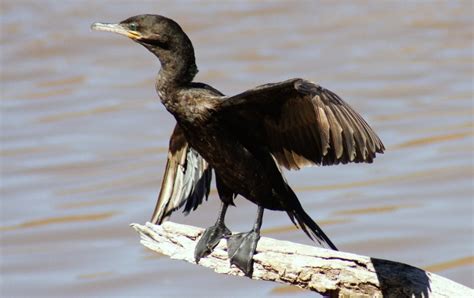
[424, 256, 474, 273]
[1, 212, 116, 231]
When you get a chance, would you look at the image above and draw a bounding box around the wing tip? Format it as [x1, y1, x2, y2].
[293, 79, 323, 96]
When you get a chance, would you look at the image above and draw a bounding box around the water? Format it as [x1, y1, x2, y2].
[1, 1, 473, 297]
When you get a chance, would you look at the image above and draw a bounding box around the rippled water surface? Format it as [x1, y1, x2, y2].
[2, 1, 473, 297]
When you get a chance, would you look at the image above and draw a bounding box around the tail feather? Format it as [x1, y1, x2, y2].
[287, 207, 338, 251]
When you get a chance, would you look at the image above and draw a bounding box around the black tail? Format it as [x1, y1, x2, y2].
[287, 205, 338, 251]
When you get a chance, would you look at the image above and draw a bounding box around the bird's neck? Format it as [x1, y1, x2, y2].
[151, 49, 197, 114]
[157, 55, 198, 87]
[140, 35, 198, 113]
[142, 41, 198, 90]
[154, 49, 197, 114]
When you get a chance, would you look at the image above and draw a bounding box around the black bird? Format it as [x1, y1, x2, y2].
[92, 15, 384, 276]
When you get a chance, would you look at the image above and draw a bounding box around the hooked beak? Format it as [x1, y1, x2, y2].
[91, 22, 142, 39]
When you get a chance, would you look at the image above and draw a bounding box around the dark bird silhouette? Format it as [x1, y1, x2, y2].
[92, 14, 384, 276]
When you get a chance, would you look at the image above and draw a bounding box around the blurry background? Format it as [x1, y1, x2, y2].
[1, 0, 472, 297]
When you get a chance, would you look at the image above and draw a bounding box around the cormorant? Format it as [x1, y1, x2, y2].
[92, 14, 384, 276]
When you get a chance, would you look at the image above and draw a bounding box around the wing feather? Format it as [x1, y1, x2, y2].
[218, 78, 384, 169]
[314, 97, 331, 157]
[333, 105, 356, 162]
[150, 125, 212, 224]
[323, 104, 343, 160]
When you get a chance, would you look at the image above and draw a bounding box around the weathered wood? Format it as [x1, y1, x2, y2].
[131, 221, 472, 297]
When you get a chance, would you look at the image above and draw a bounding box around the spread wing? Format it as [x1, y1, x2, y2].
[217, 78, 384, 169]
[150, 124, 212, 224]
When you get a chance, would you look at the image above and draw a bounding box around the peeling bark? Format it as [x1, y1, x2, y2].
[131, 222, 472, 297]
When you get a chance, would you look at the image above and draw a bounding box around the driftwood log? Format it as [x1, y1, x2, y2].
[131, 222, 472, 297]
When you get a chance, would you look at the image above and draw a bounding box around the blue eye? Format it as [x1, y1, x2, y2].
[129, 23, 138, 31]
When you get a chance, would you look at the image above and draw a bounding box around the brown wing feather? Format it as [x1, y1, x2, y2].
[218, 78, 384, 170]
[150, 124, 212, 224]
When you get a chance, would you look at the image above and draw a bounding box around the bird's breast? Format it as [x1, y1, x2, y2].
[178, 121, 279, 204]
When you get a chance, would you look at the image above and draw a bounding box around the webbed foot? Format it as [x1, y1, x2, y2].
[227, 230, 260, 276]
[194, 222, 231, 263]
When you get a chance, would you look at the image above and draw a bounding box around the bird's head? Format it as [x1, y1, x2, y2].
[92, 14, 197, 83]
[92, 14, 186, 49]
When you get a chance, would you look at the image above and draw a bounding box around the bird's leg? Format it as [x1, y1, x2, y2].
[194, 202, 231, 263]
[227, 206, 264, 276]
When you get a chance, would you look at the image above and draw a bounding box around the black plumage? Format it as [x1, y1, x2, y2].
[92, 14, 384, 276]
